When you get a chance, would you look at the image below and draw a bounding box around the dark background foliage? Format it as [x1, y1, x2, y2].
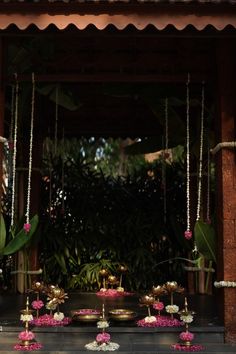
[39, 138, 189, 291]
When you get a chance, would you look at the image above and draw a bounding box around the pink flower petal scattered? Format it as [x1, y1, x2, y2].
[137, 315, 183, 328]
[31, 314, 71, 327]
[96, 289, 134, 297]
[171, 344, 204, 351]
[14, 342, 42, 351]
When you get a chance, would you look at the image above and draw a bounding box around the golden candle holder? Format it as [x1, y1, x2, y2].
[99, 269, 109, 289]
[107, 275, 119, 288]
[46, 285, 68, 316]
[31, 281, 45, 318]
[152, 285, 166, 316]
[178, 297, 196, 346]
[117, 264, 128, 290]
[164, 281, 184, 319]
[139, 294, 155, 317]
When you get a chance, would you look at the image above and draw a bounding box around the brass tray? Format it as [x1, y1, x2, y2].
[108, 308, 136, 321]
[71, 309, 101, 322]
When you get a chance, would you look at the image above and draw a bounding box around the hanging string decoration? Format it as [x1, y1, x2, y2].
[24, 73, 35, 233]
[206, 124, 211, 224]
[196, 82, 205, 222]
[163, 97, 169, 224]
[184, 75, 192, 240]
[10, 75, 19, 228]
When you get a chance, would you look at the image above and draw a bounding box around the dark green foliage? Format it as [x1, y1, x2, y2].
[40, 138, 189, 291]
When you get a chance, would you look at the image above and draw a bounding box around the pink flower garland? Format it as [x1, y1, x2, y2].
[24, 223, 31, 233]
[31, 300, 44, 310]
[96, 332, 111, 344]
[18, 331, 35, 341]
[179, 331, 194, 342]
[153, 302, 164, 311]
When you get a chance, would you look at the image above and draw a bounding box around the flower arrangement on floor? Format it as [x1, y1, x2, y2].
[171, 297, 204, 352]
[85, 304, 120, 351]
[137, 282, 184, 328]
[31, 284, 71, 327]
[14, 297, 42, 351]
[96, 266, 133, 297]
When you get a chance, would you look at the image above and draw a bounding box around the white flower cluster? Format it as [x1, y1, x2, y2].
[144, 316, 157, 323]
[180, 314, 193, 323]
[20, 314, 33, 322]
[85, 341, 120, 351]
[214, 281, 236, 288]
[165, 305, 179, 314]
[53, 312, 65, 321]
[97, 320, 109, 329]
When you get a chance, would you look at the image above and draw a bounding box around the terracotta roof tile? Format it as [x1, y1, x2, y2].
[0, 0, 236, 3]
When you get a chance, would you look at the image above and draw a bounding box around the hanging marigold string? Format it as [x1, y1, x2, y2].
[184, 74, 192, 240]
[24, 73, 35, 233]
[10, 74, 19, 228]
[196, 82, 205, 222]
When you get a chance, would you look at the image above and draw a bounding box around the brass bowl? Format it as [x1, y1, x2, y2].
[109, 308, 136, 321]
[71, 309, 101, 322]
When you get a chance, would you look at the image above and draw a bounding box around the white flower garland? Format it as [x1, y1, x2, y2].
[97, 320, 109, 329]
[180, 314, 193, 323]
[165, 305, 179, 314]
[53, 312, 65, 321]
[20, 314, 33, 322]
[196, 82, 205, 221]
[214, 281, 236, 288]
[144, 316, 157, 323]
[85, 341, 120, 351]
[10, 76, 19, 227]
[186, 75, 191, 232]
[25, 73, 35, 226]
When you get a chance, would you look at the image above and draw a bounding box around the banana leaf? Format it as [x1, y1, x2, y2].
[0, 213, 6, 252]
[3, 215, 39, 256]
[194, 220, 216, 263]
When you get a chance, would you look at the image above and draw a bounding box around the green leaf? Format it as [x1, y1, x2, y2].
[3, 215, 39, 255]
[194, 220, 216, 263]
[0, 214, 6, 251]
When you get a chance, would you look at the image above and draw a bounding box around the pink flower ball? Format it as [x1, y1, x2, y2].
[96, 332, 111, 344]
[18, 331, 35, 341]
[179, 331, 194, 342]
[32, 300, 44, 310]
[184, 230, 192, 240]
[24, 223, 31, 233]
[153, 302, 164, 311]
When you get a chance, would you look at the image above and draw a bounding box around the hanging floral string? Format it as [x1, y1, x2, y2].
[196, 82, 205, 221]
[54, 85, 58, 154]
[163, 97, 169, 224]
[61, 127, 65, 215]
[206, 126, 211, 224]
[10, 75, 19, 228]
[184, 74, 192, 240]
[24, 73, 35, 233]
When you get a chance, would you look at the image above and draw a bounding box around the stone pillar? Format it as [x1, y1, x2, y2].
[216, 39, 236, 343]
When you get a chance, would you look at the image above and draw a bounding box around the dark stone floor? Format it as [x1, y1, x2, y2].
[0, 292, 235, 353]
